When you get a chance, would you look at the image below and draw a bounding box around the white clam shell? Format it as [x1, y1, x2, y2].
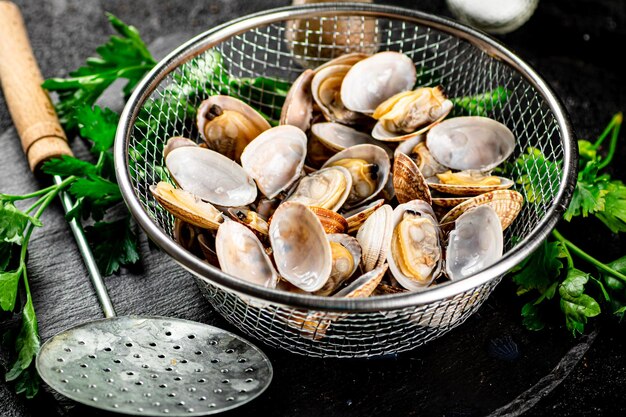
[216, 220, 278, 288]
[341, 51, 417, 114]
[387, 200, 442, 291]
[322, 143, 391, 208]
[426, 116, 515, 171]
[269, 202, 332, 292]
[356, 204, 393, 272]
[445, 205, 503, 280]
[241, 125, 307, 199]
[286, 166, 352, 211]
[166, 147, 257, 207]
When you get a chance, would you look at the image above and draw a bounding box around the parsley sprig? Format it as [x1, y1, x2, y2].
[511, 113, 626, 334]
[1, 14, 152, 397]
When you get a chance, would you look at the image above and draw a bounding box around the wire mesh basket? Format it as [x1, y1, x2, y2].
[115, 3, 577, 358]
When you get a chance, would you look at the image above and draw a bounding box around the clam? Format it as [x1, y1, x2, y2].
[311, 122, 393, 156]
[280, 69, 315, 131]
[196, 95, 271, 161]
[341, 51, 417, 114]
[426, 116, 515, 171]
[393, 152, 431, 205]
[163, 136, 197, 158]
[173, 219, 201, 255]
[431, 195, 471, 209]
[334, 264, 387, 298]
[445, 205, 503, 280]
[388, 200, 442, 290]
[343, 198, 385, 233]
[311, 65, 369, 125]
[286, 166, 352, 211]
[322, 144, 391, 208]
[151, 181, 223, 230]
[308, 207, 349, 234]
[269, 202, 332, 292]
[356, 204, 393, 272]
[315, 234, 361, 296]
[215, 220, 279, 288]
[396, 137, 448, 178]
[371, 86, 453, 141]
[165, 147, 257, 207]
[227, 207, 269, 239]
[240, 125, 307, 199]
[427, 171, 514, 196]
[374, 282, 409, 296]
[440, 190, 524, 232]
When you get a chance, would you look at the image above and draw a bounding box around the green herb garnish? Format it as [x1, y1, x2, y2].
[511, 112, 626, 334]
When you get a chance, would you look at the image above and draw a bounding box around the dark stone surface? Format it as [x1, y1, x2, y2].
[0, 0, 625, 416]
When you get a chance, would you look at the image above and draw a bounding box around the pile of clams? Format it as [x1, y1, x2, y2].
[151, 51, 524, 306]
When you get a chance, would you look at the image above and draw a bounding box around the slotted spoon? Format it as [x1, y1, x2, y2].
[0, 2, 272, 415]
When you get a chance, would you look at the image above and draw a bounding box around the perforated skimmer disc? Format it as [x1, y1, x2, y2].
[36, 316, 273, 416]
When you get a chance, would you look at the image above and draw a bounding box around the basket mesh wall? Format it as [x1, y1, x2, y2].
[125, 14, 564, 357]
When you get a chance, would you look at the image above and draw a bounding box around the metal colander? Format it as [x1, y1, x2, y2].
[115, 4, 577, 358]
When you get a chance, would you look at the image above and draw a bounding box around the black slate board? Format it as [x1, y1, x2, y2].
[1, 0, 626, 416]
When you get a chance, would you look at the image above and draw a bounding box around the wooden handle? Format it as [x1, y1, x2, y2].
[0, 1, 72, 171]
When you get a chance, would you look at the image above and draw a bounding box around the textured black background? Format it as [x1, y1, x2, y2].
[1, 0, 626, 416]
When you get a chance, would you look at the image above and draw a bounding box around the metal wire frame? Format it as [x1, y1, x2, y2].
[114, 4, 577, 357]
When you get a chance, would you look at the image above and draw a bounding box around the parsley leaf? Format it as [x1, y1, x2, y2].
[0, 269, 21, 311]
[6, 292, 40, 384]
[559, 269, 601, 335]
[511, 239, 566, 294]
[577, 140, 597, 164]
[564, 161, 609, 220]
[514, 147, 562, 205]
[41, 155, 97, 177]
[76, 105, 120, 153]
[521, 302, 545, 331]
[452, 87, 511, 116]
[85, 218, 140, 275]
[69, 176, 122, 206]
[41, 14, 155, 129]
[595, 180, 626, 233]
[0, 202, 42, 245]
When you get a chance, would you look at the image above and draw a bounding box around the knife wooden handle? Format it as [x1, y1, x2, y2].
[0, 1, 73, 171]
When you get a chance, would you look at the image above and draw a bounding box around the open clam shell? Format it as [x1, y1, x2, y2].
[280, 69, 315, 131]
[426, 116, 515, 171]
[431, 196, 471, 209]
[393, 152, 432, 205]
[387, 200, 442, 291]
[165, 147, 257, 207]
[269, 202, 332, 292]
[343, 198, 385, 233]
[341, 51, 417, 114]
[396, 137, 448, 179]
[285, 166, 352, 211]
[240, 125, 307, 199]
[371, 86, 453, 141]
[314, 234, 361, 296]
[215, 220, 279, 289]
[445, 205, 503, 280]
[311, 64, 369, 125]
[196, 95, 271, 161]
[322, 144, 391, 208]
[227, 207, 269, 240]
[356, 204, 393, 272]
[334, 264, 387, 298]
[150, 182, 224, 230]
[440, 190, 524, 232]
[427, 174, 514, 196]
[163, 136, 198, 159]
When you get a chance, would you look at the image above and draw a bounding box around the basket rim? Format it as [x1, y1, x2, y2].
[114, 2, 578, 312]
